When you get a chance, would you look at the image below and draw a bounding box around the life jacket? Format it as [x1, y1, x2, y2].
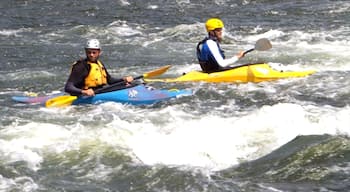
[83, 60, 107, 89]
[196, 36, 225, 73]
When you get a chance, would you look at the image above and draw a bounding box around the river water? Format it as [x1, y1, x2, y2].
[1, 0, 350, 191]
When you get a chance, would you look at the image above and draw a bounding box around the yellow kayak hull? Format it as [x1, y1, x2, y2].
[145, 63, 315, 83]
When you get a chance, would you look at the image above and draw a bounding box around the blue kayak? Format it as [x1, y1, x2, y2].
[72, 84, 192, 105]
[12, 84, 192, 106]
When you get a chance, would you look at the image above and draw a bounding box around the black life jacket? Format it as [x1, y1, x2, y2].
[196, 36, 225, 73]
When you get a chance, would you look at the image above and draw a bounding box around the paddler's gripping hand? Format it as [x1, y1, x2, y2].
[123, 76, 134, 86]
[237, 51, 245, 59]
[82, 88, 95, 96]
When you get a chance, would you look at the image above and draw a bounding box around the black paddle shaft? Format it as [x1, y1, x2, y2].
[95, 75, 143, 94]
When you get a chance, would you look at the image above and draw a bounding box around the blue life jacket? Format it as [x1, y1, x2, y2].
[196, 37, 225, 73]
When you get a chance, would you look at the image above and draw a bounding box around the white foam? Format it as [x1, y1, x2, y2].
[317, 106, 350, 135]
[107, 20, 143, 37]
[0, 28, 30, 37]
[2, 102, 348, 172]
[119, 0, 130, 6]
[0, 175, 38, 192]
[147, 5, 158, 9]
[127, 103, 346, 170]
[0, 122, 73, 170]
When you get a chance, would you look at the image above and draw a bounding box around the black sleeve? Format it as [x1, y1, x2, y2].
[64, 81, 83, 96]
[64, 61, 89, 96]
[107, 76, 125, 84]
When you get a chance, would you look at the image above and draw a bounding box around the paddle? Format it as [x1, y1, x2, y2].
[45, 65, 172, 108]
[242, 38, 272, 56]
[45, 95, 78, 107]
[95, 65, 171, 94]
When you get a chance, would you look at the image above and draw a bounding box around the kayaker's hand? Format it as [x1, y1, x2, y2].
[124, 76, 134, 83]
[237, 51, 245, 59]
[82, 88, 95, 96]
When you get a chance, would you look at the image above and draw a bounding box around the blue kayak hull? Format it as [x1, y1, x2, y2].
[12, 85, 192, 106]
[12, 93, 64, 104]
[72, 84, 192, 105]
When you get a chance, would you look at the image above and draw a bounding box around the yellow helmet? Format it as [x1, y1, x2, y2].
[205, 18, 224, 32]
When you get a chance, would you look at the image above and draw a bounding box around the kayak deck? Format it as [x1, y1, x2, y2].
[144, 63, 315, 83]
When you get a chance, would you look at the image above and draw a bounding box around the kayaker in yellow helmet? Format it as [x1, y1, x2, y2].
[196, 18, 245, 73]
[64, 39, 134, 96]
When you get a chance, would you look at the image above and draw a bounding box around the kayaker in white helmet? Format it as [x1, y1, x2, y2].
[196, 18, 245, 73]
[64, 39, 134, 96]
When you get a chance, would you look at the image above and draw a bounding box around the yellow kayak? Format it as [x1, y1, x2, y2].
[144, 63, 315, 83]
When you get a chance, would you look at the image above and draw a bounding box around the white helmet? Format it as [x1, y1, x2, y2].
[85, 39, 101, 49]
